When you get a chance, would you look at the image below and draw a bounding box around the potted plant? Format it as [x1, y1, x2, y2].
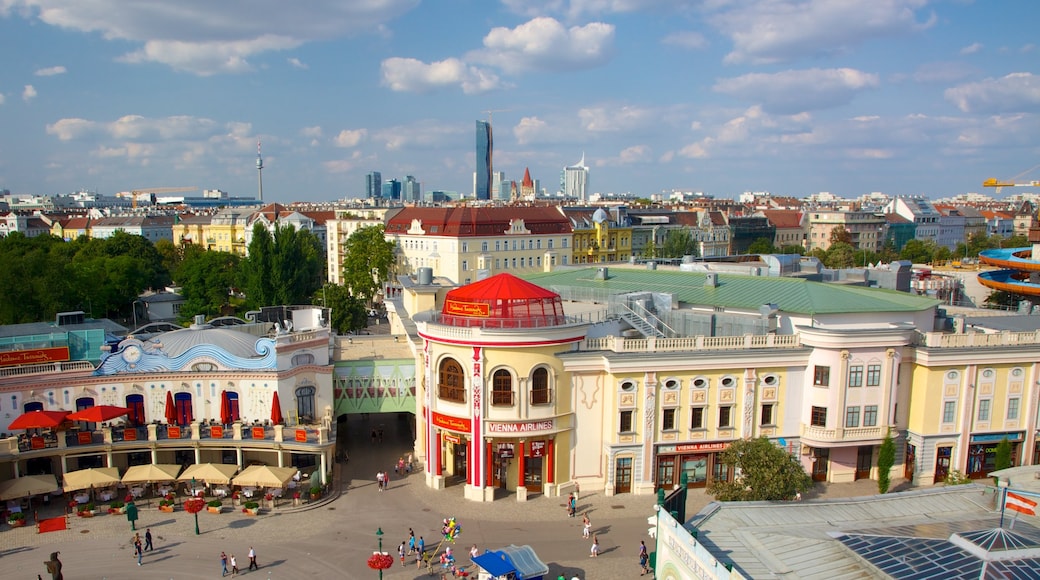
[309, 485, 322, 501]
[7, 511, 26, 527]
[107, 500, 126, 515]
[206, 499, 222, 514]
[158, 494, 176, 512]
[77, 502, 95, 517]
[242, 501, 260, 516]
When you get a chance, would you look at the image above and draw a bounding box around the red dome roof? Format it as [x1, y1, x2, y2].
[441, 273, 565, 328]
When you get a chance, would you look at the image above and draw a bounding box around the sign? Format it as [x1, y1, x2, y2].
[0, 346, 70, 367]
[168, 426, 181, 439]
[444, 300, 490, 317]
[676, 442, 729, 453]
[431, 412, 471, 433]
[123, 428, 138, 441]
[295, 429, 307, 442]
[529, 440, 546, 458]
[251, 427, 265, 439]
[77, 431, 92, 445]
[210, 426, 223, 439]
[498, 443, 514, 458]
[444, 433, 461, 445]
[31, 436, 44, 449]
[487, 420, 554, 434]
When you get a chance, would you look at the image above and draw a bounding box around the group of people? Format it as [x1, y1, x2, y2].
[376, 470, 390, 491]
[129, 529, 153, 566]
[219, 547, 258, 576]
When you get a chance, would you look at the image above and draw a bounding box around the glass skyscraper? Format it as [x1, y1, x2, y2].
[475, 120, 492, 200]
[366, 171, 382, 199]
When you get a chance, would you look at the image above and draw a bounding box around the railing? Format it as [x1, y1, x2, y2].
[438, 385, 466, 404]
[579, 334, 801, 353]
[0, 360, 95, 379]
[491, 390, 514, 406]
[801, 424, 885, 442]
[916, 330, 1040, 348]
[530, 388, 552, 406]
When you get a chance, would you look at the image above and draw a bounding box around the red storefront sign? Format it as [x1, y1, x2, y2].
[31, 436, 45, 449]
[444, 433, 461, 445]
[77, 431, 92, 445]
[444, 300, 490, 317]
[168, 426, 181, 438]
[251, 427, 265, 439]
[674, 442, 729, 453]
[210, 426, 223, 438]
[431, 412, 471, 433]
[123, 429, 138, 441]
[295, 429, 307, 442]
[0, 346, 71, 367]
[487, 419, 554, 434]
[529, 440, 546, 458]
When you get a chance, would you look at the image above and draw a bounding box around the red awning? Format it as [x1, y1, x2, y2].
[444, 272, 558, 301]
[219, 391, 231, 425]
[67, 405, 131, 423]
[271, 391, 283, 425]
[164, 391, 178, 425]
[8, 410, 70, 430]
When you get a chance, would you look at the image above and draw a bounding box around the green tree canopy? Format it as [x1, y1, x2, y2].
[175, 246, 241, 322]
[708, 437, 813, 501]
[747, 237, 776, 254]
[877, 430, 895, 494]
[660, 228, 698, 259]
[314, 283, 367, 334]
[243, 223, 325, 308]
[340, 225, 396, 304]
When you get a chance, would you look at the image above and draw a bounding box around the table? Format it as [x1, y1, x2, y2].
[213, 487, 229, 498]
[157, 486, 172, 497]
[73, 493, 90, 505]
[99, 490, 114, 502]
[241, 487, 256, 498]
[130, 487, 144, 499]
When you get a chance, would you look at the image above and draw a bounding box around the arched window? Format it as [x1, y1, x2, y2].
[126, 394, 145, 426]
[492, 370, 513, 406]
[531, 367, 551, 405]
[438, 359, 465, 403]
[295, 386, 315, 422]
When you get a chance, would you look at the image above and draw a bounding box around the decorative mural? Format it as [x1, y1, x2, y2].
[333, 358, 416, 415]
[93, 338, 277, 375]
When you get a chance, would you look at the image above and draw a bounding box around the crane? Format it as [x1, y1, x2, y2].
[129, 186, 198, 209]
[984, 164, 1040, 193]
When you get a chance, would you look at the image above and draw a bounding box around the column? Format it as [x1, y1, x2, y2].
[106, 449, 114, 467]
[151, 446, 158, 464]
[319, 453, 327, 485]
[435, 432, 443, 476]
[466, 439, 473, 485]
[486, 441, 493, 487]
[518, 440, 526, 488]
[13, 461, 19, 478]
[546, 439, 555, 485]
[236, 447, 243, 468]
[194, 446, 201, 465]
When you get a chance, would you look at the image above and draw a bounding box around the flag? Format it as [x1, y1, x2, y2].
[1007, 491, 1037, 516]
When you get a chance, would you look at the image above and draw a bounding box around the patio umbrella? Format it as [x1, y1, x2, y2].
[219, 390, 231, 425]
[8, 409, 70, 430]
[67, 405, 131, 423]
[270, 391, 283, 425]
[121, 464, 183, 484]
[178, 463, 239, 486]
[63, 467, 121, 492]
[0, 474, 61, 501]
[231, 465, 297, 489]
[164, 391, 177, 425]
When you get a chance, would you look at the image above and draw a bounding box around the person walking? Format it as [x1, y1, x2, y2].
[589, 535, 599, 558]
[229, 553, 239, 576]
[418, 535, 425, 559]
[220, 551, 228, 576]
[376, 470, 384, 491]
[639, 540, 650, 576]
[144, 528, 153, 551]
[569, 493, 577, 517]
[399, 541, 406, 564]
[134, 534, 143, 566]
[582, 514, 591, 539]
[408, 528, 416, 554]
[248, 546, 258, 571]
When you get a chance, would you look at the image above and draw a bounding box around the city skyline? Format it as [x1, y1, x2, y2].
[0, 1, 1038, 203]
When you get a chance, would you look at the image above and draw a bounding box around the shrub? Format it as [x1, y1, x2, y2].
[207, 499, 222, 508]
[159, 498, 175, 507]
[243, 501, 259, 510]
[7, 511, 26, 522]
[109, 500, 125, 509]
[944, 469, 972, 485]
[309, 486, 322, 496]
[79, 503, 95, 512]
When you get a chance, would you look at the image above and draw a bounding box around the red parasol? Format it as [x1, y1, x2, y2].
[164, 391, 178, 425]
[270, 391, 283, 425]
[8, 410, 70, 430]
[67, 405, 131, 423]
[219, 390, 231, 425]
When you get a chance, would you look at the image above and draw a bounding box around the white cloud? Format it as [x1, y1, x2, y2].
[959, 42, 983, 55]
[945, 73, 1040, 114]
[5, 0, 420, 75]
[578, 105, 655, 132]
[662, 31, 708, 50]
[597, 144, 653, 166]
[34, 65, 67, 76]
[468, 17, 614, 73]
[713, 68, 879, 114]
[46, 114, 225, 142]
[0, 93, 5, 106]
[300, 126, 322, 138]
[708, 0, 933, 65]
[333, 129, 367, 148]
[287, 58, 308, 70]
[22, 84, 37, 101]
[370, 120, 464, 151]
[380, 57, 502, 94]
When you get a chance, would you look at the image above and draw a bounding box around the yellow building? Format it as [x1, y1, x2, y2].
[567, 207, 632, 264]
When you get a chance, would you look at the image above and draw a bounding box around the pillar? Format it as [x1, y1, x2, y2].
[435, 432, 443, 476]
[547, 439, 555, 485]
[486, 442, 493, 488]
[320, 453, 327, 485]
[194, 446, 201, 465]
[236, 447, 243, 468]
[13, 461, 20, 478]
[106, 449, 114, 467]
[151, 446, 158, 464]
[466, 439, 473, 485]
[518, 441, 526, 488]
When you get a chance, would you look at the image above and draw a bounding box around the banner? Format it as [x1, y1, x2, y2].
[1008, 491, 1037, 516]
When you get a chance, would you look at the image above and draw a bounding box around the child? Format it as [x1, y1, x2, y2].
[582, 514, 591, 539]
[399, 541, 406, 564]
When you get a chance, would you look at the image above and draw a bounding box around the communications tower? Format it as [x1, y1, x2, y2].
[256, 139, 264, 203]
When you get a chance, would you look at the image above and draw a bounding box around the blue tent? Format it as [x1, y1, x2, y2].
[471, 544, 548, 580]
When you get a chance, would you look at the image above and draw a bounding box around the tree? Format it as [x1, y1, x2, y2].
[994, 436, 1012, 472]
[340, 225, 396, 304]
[175, 247, 241, 321]
[243, 222, 325, 308]
[824, 242, 855, 269]
[708, 437, 813, 501]
[830, 226, 852, 245]
[747, 237, 776, 255]
[643, 239, 658, 259]
[660, 228, 697, 259]
[314, 283, 368, 334]
[877, 430, 895, 494]
[899, 239, 938, 264]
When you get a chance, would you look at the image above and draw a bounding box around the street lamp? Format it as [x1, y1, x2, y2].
[376, 527, 385, 580]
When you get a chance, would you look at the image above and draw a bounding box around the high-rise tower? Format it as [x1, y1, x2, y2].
[256, 139, 264, 203]
[563, 153, 589, 202]
[475, 120, 492, 200]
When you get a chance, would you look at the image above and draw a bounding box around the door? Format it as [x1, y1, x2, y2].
[656, 456, 676, 490]
[904, 443, 916, 481]
[453, 443, 467, 479]
[856, 446, 873, 480]
[524, 459, 543, 493]
[683, 454, 709, 488]
[126, 394, 145, 426]
[174, 392, 194, 426]
[227, 392, 240, 422]
[615, 457, 632, 494]
[811, 448, 829, 482]
[75, 397, 97, 430]
[934, 446, 952, 483]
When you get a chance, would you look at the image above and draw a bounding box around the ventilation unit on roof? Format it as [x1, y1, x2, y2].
[417, 267, 433, 285]
[595, 267, 610, 280]
[705, 273, 718, 288]
[55, 311, 86, 326]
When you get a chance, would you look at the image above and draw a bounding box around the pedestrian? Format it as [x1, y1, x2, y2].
[574, 481, 580, 503]
[582, 514, 591, 539]
[134, 535, 143, 566]
[371, 428, 377, 443]
[384, 470, 391, 490]
[397, 456, 405, 475]
[144, 528, 153, 551]
[377, 470, 385, 491]
[415, 549, 423, 570]
[399, 541, 406, 564]
[569, 493, 576, 517]
[470, 544, 479, 559]
[230, 553, 239, 576]
[220, 551, 228, 576]
[639, 540, 649, 575]
[418, 535, 425, 558]
[408, 530, 416, 554]
[590, 535, 599, 558]
[248, 546, 258, 570]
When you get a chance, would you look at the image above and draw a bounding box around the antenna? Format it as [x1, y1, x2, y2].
[256, 139, 264, 203]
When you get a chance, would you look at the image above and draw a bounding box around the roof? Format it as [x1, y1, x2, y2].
[442, 273, 565, 326]
[472, 545, 548, 579]
[761, 209, 804, 229]
[385, 206, 571, 237]
[523, 267, 938, 315]
[150, 324, 267, 358]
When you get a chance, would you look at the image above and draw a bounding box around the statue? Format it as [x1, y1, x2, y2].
[44, 551, 63, 580]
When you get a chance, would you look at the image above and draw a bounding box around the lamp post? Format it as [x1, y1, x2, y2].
[191, 477, 199, 535]
[376, 527, 384, 580]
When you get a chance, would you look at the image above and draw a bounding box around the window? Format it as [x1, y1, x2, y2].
[492, 370, 513, 405]
[690, 407, 705, 430]
[548, 239, 554, 249]
[438, 359, 466, 403]
[811, 406, 827, 427]
[481, 241, 488, 252]
[814, 366, 830, 386]
[863, 405, 878, 427]
[531, 367, 551, 405]
[295, 386, 315, 422]
[845, 406, 860, 428]
[718, 406, 732, 428]
[495, 241, 501, 251]
[866, 364, 882, 387]
[462, 260, 468, 271]
[721, 376, 735, 388]
[664, 379, 679, 390]
[1009, 398, 1021, 420]
[619, 410, 634, 433]
[760, 404, 774, 426]
[562, 239, 568, 248]
[461, 242, 468, 253]
[977, 399, 991, 422]
[848, 365, 863, 387]
[620, 381, 636, 392]
[662, 409, 677, 431]
[942, 401, 956, 423]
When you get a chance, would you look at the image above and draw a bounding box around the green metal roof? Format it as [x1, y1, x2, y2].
[523, 267, 939, 315]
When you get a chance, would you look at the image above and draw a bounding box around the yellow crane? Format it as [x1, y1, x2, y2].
[984, 164, 1040, 193]
[129, 186, 197, 209]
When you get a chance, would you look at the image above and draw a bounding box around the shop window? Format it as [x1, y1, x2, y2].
[863, 405, 878, 427]
[718, 406, 732, 428]
[845, 406, 860, 428]
[760, 404, 774, 426]
[690, 407, 705, 430]
[942, 401, 956, 424]
[1008, 398, 1021, 420]
[811, 406, 827, 427]
[848, 365, 863, 387]
[492, 370, 513, 406]
[619, 410, 634, 433]
[866, 364, 882, 387]
[530, 367, 551, 405]
[814, 366, 830, 386]
[977, 399, 991, 422]
[662, 409, 676, 431]
[438, 359, 466, 403]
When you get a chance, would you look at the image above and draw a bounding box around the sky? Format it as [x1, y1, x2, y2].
[1, 0, 1039, 204]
